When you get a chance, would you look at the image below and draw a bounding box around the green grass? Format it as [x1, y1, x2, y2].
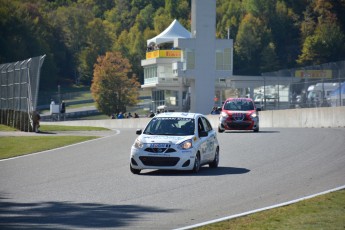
[195, 189, 345, 229]
[0, 124, 17, 131]
[0, 124, 109, 132]
[0, 124, 110, 160]
[39, 124, 109, 131]
[0, 136, 98, 159]
[66, 102, 95, 109]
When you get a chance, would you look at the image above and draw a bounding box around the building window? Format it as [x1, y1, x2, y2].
[152, 90, 179, 109]
[216, 48, 232, 70]
[144, 66, 158, 84]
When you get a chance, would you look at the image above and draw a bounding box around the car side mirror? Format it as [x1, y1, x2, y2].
[136, 129, 142, 135]
[199, 130, 208, 137]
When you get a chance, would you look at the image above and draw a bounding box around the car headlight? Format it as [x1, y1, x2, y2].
[250, 112, 257, 118]
[220, 111, 229, 118]
[178, 139, 193, 150]
[134, 138, 144, 149]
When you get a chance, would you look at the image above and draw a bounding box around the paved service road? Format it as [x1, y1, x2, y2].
[1, 128, 345, 229]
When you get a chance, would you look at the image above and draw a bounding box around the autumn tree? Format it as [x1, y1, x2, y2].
[298, 0, 345, 65]
[91, 51, 140, 116]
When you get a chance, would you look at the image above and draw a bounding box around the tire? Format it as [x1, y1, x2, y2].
[192, 153, 201, 173]
[130, 164, 141, 174]
[218, 126, 224, 133]
[209, 147, 219, 168]
[254, 127, 259, 132]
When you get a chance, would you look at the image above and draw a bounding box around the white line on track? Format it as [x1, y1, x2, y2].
[174, 185, 345, 230]
[0, 129, 121, 162]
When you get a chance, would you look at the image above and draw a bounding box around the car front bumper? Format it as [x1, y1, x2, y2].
[130, 146, 196, 171]
[219, 116, 259, 131]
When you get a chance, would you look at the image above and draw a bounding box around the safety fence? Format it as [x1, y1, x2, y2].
[260, 60, 345, 110]
[0, 55, 45, 131]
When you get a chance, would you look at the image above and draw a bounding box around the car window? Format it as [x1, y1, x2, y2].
[224, 99, 254, 111]
[143, 117, 194, 135]
[198, 117, 207, 136]
[201, 117, 212, 132]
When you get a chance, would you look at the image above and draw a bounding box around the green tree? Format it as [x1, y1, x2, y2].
[216, 0, 243, 39]
[165, 0, 178, 19]
[153, 7, 172, 34]
[49, 4, 94, 83]
[78, 18, 113, 84]
[298, 21, 345, 65]
[260, 42, 279, 72]
[135, 4, 155, 30]
[298, 0, 345, 65]
[235, 13, 273, 74]
[270, 0, 300, 68]
[0, 0, 59, 89]
[91, 51, 140, 116]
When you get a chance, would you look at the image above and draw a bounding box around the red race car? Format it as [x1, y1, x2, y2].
[218, 98, 261, 133]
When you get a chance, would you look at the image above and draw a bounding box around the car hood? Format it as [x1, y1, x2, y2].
[139, 134, 194, 145]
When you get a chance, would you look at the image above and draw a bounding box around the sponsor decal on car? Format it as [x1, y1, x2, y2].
[149, 143, 170, 148]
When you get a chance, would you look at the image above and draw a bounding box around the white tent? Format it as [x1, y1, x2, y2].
[147, 19, 191, 46]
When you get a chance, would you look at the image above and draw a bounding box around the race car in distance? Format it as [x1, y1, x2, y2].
[130, 112, 220, 174]
[218, 98, 261, 133]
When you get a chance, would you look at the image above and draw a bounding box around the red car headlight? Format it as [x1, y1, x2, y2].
[220, 111, 229, 118]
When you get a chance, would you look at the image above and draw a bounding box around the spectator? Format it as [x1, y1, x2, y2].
[211, 106, 220, 115]
[117, 112, 124, 119]
[32, 111, 41, 133]
[60, 100, 66, 114]
[134, 113, 139, 118]
[148, 111, 155, 118]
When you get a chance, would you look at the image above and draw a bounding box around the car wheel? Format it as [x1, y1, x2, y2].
[130, 164, 141, 174]
[209, 147, 219, 168]
[254, 127, 259, 132]
[218, 126, 224, 133]
[192, 152, 201, 173]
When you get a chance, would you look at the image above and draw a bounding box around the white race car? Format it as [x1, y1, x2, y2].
[130, 112, 220, 174]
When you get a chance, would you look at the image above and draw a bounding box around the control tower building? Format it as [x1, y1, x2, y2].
[141, 0, 233, 114]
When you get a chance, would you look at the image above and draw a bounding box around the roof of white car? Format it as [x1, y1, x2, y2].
[154, 112, 201, 119]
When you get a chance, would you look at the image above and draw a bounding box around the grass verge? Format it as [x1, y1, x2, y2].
[39, 124, 109, 131]
[0, 124, 109, 160]
[195, 189, 345, 229]
[0, 136, 98, 160]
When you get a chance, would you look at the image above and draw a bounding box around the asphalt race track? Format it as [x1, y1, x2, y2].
[1, 128, 345, 229]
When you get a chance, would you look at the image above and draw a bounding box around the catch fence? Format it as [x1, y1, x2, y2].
[0, 55, 45, 131]
[254, 60, 345, 110]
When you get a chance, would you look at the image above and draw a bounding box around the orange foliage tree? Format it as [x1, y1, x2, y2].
[91, 51, 140, 116]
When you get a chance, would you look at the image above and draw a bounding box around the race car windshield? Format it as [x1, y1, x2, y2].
[143, 117, 195, 136]
[224, 100, 255, 111]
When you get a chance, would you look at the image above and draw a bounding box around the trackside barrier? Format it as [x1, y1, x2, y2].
[41, 106, 345, 129]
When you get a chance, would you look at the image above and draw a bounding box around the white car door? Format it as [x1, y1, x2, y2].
[197, 117, 209, 164]
[200, 117, 216, 162]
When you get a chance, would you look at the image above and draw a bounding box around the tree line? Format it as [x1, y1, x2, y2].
[1, 0, 345, 90]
